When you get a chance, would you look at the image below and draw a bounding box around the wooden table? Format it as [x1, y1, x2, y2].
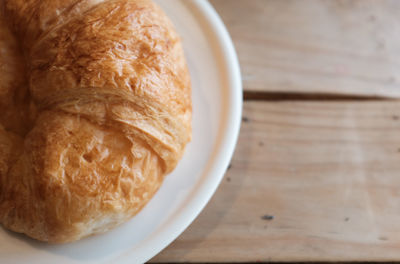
[151, 0, 400, 262]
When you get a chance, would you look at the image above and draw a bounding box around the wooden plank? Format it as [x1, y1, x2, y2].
[152, 101, 400, 262]
[210, 0, 400, 97]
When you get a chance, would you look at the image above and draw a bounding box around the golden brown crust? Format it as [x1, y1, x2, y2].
[0, 0, 191, 243]
[0, 15, 31, 135]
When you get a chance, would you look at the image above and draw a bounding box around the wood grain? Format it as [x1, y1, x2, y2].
[210, 0, 400, 97]
[152, 101, 400, 262]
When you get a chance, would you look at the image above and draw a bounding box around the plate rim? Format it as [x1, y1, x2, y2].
[127, 0, 243, 262]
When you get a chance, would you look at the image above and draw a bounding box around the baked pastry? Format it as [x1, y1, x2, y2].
[0, 0, 191, 243]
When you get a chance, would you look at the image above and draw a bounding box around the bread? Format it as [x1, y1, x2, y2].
[0, 0, 192, 243]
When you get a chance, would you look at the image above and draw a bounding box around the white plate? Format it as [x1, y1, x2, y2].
[0, 0, 242, 263]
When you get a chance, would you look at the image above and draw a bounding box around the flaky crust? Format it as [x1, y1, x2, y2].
[0, 0, 191, 243]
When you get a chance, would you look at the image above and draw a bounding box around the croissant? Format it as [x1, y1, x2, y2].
[0, 0, 192, 243]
